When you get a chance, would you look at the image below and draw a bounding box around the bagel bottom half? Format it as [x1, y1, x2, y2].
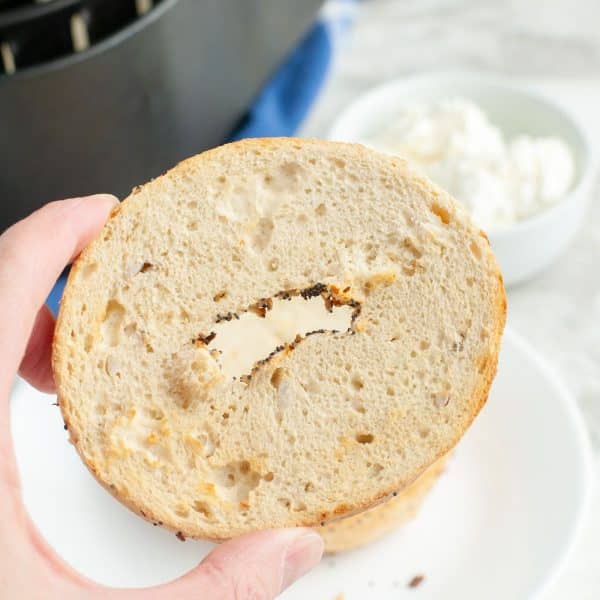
[319, 455, 448, 553]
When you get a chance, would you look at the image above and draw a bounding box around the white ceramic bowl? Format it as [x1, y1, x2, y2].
[328, 72, 595, 286]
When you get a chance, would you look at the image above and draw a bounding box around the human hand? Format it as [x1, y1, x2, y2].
[0, 196, 323, 599]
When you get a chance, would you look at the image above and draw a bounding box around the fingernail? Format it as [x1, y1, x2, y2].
[87, 193, 120, 207]
[281, 531, 324, 591]
[61, 194, 119, 213]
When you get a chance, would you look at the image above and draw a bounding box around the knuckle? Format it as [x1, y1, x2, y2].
[200, 559, 234, 598]
[201, 559, 274, 600]
[233, 573, 273, 600]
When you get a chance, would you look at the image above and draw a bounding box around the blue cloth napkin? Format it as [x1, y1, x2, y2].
[47, 276, 67, 316]
[46, 2, 356, 316]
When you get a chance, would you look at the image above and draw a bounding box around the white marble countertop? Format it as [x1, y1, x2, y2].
[302, 1, 600, 597]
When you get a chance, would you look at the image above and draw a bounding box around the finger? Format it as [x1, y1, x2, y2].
[18, 305, 56, 393]
[117, 528, 323, 600]
[0, 195, 117, 396]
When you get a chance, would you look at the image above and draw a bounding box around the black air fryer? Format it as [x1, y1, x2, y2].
[0, 0, 323, 229]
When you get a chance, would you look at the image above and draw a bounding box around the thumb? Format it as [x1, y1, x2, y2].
[120, 528, 323, 600]
[0, 194, 117, 396]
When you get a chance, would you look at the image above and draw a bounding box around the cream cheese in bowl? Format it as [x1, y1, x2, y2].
[360, 98, 575, 231]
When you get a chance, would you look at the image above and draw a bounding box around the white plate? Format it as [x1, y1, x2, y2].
[10, 328, 593, 599]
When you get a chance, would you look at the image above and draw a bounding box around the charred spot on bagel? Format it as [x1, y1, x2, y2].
[215, 312, 239, 323]
[248, 297, 273, 318]
[305, 328, 327, 337]
[193, 331, 216, 346]
[300, 282, 328, 299]
[275, 289, 298, 301]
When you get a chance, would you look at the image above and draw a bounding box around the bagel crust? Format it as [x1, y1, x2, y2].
[53, 138, 506, 540]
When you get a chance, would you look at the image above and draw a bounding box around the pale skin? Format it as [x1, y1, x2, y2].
[0, 195, 324, 600]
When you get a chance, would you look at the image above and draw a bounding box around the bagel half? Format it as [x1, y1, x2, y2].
[53, 138, 505, 539]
